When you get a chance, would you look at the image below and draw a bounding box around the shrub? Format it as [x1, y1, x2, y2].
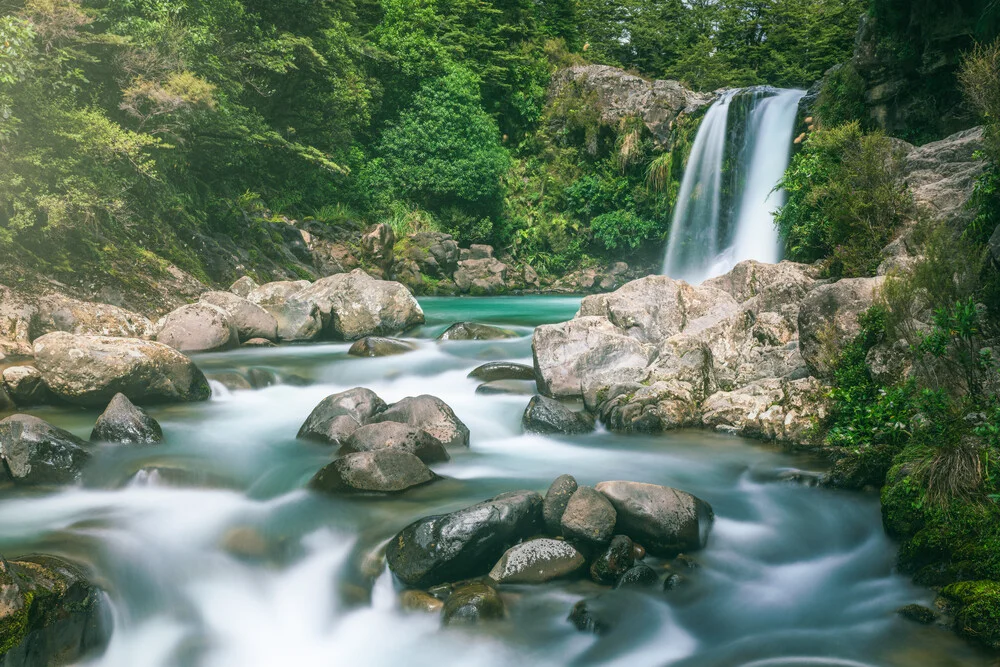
[590, 210, 658, 251]
[815, 62, 867, 128]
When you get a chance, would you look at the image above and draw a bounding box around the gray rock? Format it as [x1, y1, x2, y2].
[399, 232, 459, 278]
[595, 481, 714, 557]
[701, 377, 828, 446]
[32, 295, 154, 340]
[475, 380, 536, 396]
[247, 280, 322, 342]
[246, 368, 278, 388]
[297, 388, 387, 445]
[543, 474, 578, 534]
[229, 276, 259, 298]
[798, 276, 884, 377]
[342, 422, 449, 464]
[308, 449, 436, 495]
[199, 291, 279, 342]
[442, 581, 505, 625]
[90, 393, 163, 444]
[438, 322, 517, 341]
[613, 563, 658, 590]
[0, 415, 91, 485]
[2, 366, 52, 406]
[156, 302, 239, 353]
[488, 538, 585, 584]
[589, 535, 635, 585]
[522, 395, 595, 435]
[243, 338, 276, 348]
[561, 486, 617, 548]
[372, 395, 470, 448]
[347, 337, 416, 357]
[453, 258, 508, 295]
[468, 362, 536, 382]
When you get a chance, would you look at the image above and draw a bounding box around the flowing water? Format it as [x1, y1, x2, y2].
[0, 297, 990, 667]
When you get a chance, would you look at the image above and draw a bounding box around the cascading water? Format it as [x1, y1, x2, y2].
[663, 87, 805, 284]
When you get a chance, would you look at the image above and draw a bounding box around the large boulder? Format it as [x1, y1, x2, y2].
[560, 486, 617, 548]
[90, 393, 163, 444]
[2, 366, 52, 406]
[293, 270, 424, 340]
[595, 481, 713, 557]
[701, 377, 828, 446]
[798, 276, 884, 377]
[385, 490, 543, 587]
[453, 257, 508, 295]
[0, 415, 91, 485]
[33, 295, 154, 339]
[595, 380, 701, 433]
[341, 422, 449, 464]
[488, 538, 586, 584]
[372, 395, 470, 448]
[199, 291, 278, 343]
[308, 449, 436, 495]
[702, 260, 818, 306]
[32, 332, 211, 406]
[522, 395, 595, 435]
[297, 388, 387, 445]
[156, 302, 239, 353]
[246, 280, 321, 342]
[438, 322, 517, 341]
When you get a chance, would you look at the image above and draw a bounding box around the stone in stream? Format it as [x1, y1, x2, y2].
[589, 535, 635, 585]
[372, 395, 470, 448]
[441, 581, 506, 626]
[595, 481, 714, 557]
[208, 372, 253, 391]
[488, 538, 586, 584]
[567, 594, 635, 636]
[896, 604, 939, 625]
[243, 338, 276, 348]
[308, 449, 436, 495]
[468, 361, 536, 382]
[560, 486, 617, 549]
[90, 393, 163, 444]
[386, 490, 543, 587]
[347, 337, 416, 358]
[247, 280, 322, 342]
[0, 414, 91, 485]
[522, 395, 596, 435]
[156, 302, 240, 353]
[199, 291, 279, 343]
[2, 366, 52, 406]
[543, 474, 578, 534]
[438, 322, 517, 341]
[246, 368, 278, 389]
[399, 590, 444, 614]
[474, 380, 536, 396]
[297, 388, 387, 445]
[341, 422, 449, 464]
[613, 563, 659, 590]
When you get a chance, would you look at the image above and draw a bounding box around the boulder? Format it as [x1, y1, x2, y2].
[341, 422, 449, 464]
[385, 490, 543, 587]
[0, 286, 37, 357]
[522, 395, 596, 435]
[208, 372, 252, 391]
[475, 380, 536, 396]
[310, 241, 360, 276]
[297, 388, 387, 445]
[293, 270, 424, 340]
[561, 486, 617, 548]
[441, 581, 505, 626]
[229, 276, 259, 298]
[156, 302, 239, 353]
[199, 291, 278, 342]
[461, 244, 494, 260]
[308, 449, 436, 495]
[347, 337, 416, 357]
[399, 590, 443, 614]
[702, 260, 818, 305]
[613, 563, 659, 590]
[468, 362, 536, 382]
[454, 257, 508, 295]
[399, 232, 460, 278]
[246, 280, 322, 342]
[543, 474, 578, 534]
[33, 295, 154, 339]
[438, 322, 517, 341]
[372, 395, 470, 448]
[2, 366, 52, 406]
[701, 377, 828, 446]
[243, 338, 277, 348]
[596, 379, 701, 433]
[798, 276, 884, 377]
[595, 481, 713, 557]
[90, 393, 163, 444]
[488, 538, 585, 584]
[590, 535, 635, 585]
[0, 415, 91, 485]
[246, 280, 311, 306]
[32, 332, 211, 406]
[361, 223, 396, 269]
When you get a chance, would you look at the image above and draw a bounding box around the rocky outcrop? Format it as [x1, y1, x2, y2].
[701, 377, 827, 445]
[90, 393, 163, 444]
[453, 257, 507, 295]
[0, 415, 91, 485]
[798, 276, 884, 377]
[902, 127, 986, 227]
[156, 302, 239, 353]
[294, 270, 424, 340]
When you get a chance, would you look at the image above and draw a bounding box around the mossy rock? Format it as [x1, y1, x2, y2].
[941, 580, 1000, 649]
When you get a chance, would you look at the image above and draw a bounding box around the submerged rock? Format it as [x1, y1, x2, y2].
[347, 337, 416, 357]
[589, 535, 635, 585]
[442, 581, 505, 625]
[156, 302, 240, 353]
[543, 474, 578, 534]
[897, 603, 939, 625]
[561, 486, 617, 548]
[468, 362, 536, 382]
[438, 322, 517, 341]
[372, 395, 470, 448]
[297, 388, 387, 445]
[341, 422, 449, 464]
[0, 415, 91, 485]
[399, 590, 443, 614]
[386, 490, 543, 587]
[90, 393, 163, 444]
[293, 270, 424, 340]
[475, 380, 536, 396]
[309, 449, 436, 495]
[488, 538, 586, 584]
[613, 563, 658, 590]
[199, 291, 279, 343]
[522, 395, 595, 435]
[595, 481, 713, 557]
[2, 366, 52, 406]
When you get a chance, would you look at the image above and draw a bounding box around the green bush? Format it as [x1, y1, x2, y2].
[590, 210, 658, 250]
[815, 63, 867, 128]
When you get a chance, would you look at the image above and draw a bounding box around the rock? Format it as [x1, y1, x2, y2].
[0, 385, 14, 412]
[798, 276, 884, 377]
[662, 573, 687, 591]
[399, 232, 459, 278]
[361, 223, 396, 270]
[702, 260, 818, 305]
[156, 302, 239, 353]
[33, 295, 154, 339]
[441, 581, 505, 626]
[590, 535, 635, 585]
[0, 555, 107, 666]
[32, 332, 211, 406]
[468, 362, 536, 382]
[701, 377, 828, 446]
[0, 286, 39, 357]
[246, 368, 278, 388]
[208, 372, 253, 391]
[614, 563, 659, 590]
[297, 388, 387, 445]
[488, 538, 585, 584]
[438, 322, 517, 341]
[595, 481, 713, 557]
[543, 474, 578, 534]
[454, 257, 508, 295]
[229, 276, 259, 298]
[0, 415, 91, 485]
[897, 603, 939, 625]
[567, 594, 632, 636]
[308, 449, 436, 495]
[310, 241, 360, 276]
[246, 280, 322, 342]
[243, 338, 276, 348]
[342, 422, 449, 464]
[386, 490, 543, 587]
[462, 244, 494, 260]
[293, 269, 424, 340]
[372, 395, 470, 448]
[347, 337, 416, 357]
[2, 366, 52, 406]
[399, 590, 443, 614]
[522, 395, 595, 435]
[90, 393, 163, 444]
[475, 380, 536, 396]
[903, 127, 986, 227]
[246, 280, 311, 306]
[561, 486, 617, 548]
[595, 379, 701, 433]
[199, 291, 279, 342]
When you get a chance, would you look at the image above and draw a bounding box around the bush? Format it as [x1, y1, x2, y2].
[590, 210, 658, 250]
[815, 63, 867, 128]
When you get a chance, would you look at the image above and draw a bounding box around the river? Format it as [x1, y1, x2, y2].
[0, 297, 989, 666]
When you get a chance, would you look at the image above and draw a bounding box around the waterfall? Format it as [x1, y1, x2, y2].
[662, 87, 805, 284]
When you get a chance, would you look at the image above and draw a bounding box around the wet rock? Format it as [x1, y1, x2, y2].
[438, 322, 517, 341]
[475, 380, 536, 396]
[199, 291, 278, 342]
[309, 450, 436, 495]
[243, 338, 276, 348]
[246, 368, 278, 388]
[543, 474, 578, 534]
[441, 581, 505, 625]
[247, 280, 322, 342]
[386, 490, 544, 587]
[156, 302, 240, 353]
[2, 366, 52, 406]
[798, 276, 884, 377]
[468, 362, 536, 382]
[297, 388, 387, 445]
[589, 535, 635, 585]
[613, 563, 658, 590]
[208, 372, 253, 391]
[229, 275, 259, 298]
[90, 393, 163, 444]
[595, 481, 713, 557]
[399, 589, 443, 614]
[522, 395, 595, 435]
[372, 395, 470, 448]
[488, 538, 586, 584]
[33, 333, 211, 407]
[342, 422, 449, 464]
[347, 337, 416, 357]
[220, 526, 270, 560]
[897, 603, 939, 625]
[662, 573, 687, 591]
[0, 415, 91, 485]
[567, 594, 638, 636]
[561, 486, 617, 548]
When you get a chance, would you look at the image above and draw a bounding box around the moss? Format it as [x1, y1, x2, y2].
[0, 589, 32, 656]
[941, 581, 1000, 648]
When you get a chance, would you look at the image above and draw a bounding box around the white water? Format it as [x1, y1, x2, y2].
[663, 88, 805, 284]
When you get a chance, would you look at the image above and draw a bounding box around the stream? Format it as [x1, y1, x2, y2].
[0, 297, 990, 667]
